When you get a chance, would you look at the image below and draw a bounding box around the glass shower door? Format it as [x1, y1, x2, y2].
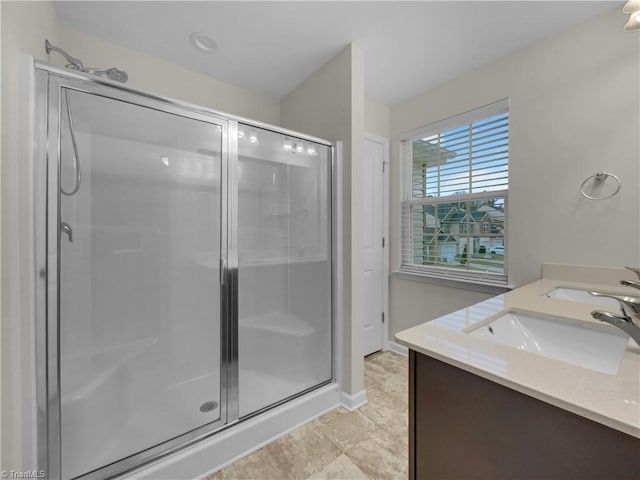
[236, 125, 332, 417]
[56, 87, 226, 478]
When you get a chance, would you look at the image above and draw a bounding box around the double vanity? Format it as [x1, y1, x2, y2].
[396, 264, 640, 479]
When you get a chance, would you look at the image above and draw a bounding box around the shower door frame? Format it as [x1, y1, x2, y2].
[36, 70, 236, 480]
[34, 63, 336, 480]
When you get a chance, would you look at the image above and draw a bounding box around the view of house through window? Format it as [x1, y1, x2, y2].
[400, 100, 509, 285]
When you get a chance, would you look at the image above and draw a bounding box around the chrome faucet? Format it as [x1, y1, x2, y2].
[590, 268, 640, 346]
[589, 292, 640, 318]
[590, 311, 640, 346]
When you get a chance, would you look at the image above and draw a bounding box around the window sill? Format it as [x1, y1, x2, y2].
[393, 270, 514, 295]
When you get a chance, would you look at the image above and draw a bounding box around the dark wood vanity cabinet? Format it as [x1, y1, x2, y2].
[408, 350, 640, 480]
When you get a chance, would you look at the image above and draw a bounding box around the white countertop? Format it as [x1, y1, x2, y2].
[395, 267, 640, 439]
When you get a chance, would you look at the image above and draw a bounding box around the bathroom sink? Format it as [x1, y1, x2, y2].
[468, 311, 629, 374]
[544, 287, 620, 308]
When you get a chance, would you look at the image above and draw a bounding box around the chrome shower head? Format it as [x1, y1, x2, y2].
[105, 68, 128, 83]
[85, 67, 129, 83]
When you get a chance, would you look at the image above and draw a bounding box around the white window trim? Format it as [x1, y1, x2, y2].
[398, 99, 510, 289]
[393, 270, 513, 294]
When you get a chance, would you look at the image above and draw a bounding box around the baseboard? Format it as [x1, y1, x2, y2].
[340, 389, 367, 411]
[125, 383, 341, 479]
[386, 340, 408, 357]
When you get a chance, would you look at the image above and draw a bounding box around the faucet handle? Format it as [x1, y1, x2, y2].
[592, 310, 640, 346]
[621, 279, 640, 291]
[591, 310, 632, 327]
[589, 292, 640, 318]
[625, 266, 640, 280]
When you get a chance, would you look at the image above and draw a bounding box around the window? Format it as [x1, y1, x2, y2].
[400, 99, 509, 286]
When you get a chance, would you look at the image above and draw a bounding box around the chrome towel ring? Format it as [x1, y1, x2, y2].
[580, 171, 621, 200]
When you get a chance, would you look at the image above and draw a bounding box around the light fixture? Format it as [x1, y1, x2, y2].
[161, 155, 170, 166]
[295, 142, 304, 154]
[305, 143, 317, 156]
[283, 138, 294, 152]
[623, 0, 640, 31]
[624, 0, 640, 13]
[189, 32, 219, 52]
[238, 129, 245, 140]
[624, 12, 640, 31]
[248, 131, 259, 145]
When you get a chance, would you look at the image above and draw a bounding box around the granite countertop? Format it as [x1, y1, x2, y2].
[395, 265, 640, 439]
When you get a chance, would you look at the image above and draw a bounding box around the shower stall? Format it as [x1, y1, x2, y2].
[33, 65, 334, 479]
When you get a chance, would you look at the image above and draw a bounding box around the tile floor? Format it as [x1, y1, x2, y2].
[208, 351, 409, 480]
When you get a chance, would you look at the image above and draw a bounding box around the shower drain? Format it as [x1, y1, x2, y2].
[200, 401, 218, 413]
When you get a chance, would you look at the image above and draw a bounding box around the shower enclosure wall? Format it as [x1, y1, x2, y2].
[33, 65, 334, 479]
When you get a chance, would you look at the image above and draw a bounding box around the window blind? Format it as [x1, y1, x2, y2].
[399, 100, 509, 285]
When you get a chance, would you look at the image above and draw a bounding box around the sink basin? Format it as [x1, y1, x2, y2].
[544, 287, 620, 308]
[468, 311, 628, 374]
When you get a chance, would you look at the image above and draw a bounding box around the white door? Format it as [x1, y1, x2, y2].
[363, 136, 386, 356]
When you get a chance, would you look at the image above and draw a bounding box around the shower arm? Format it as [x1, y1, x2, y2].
[44, 39, 129, 83]
[45, 39, 84, 70]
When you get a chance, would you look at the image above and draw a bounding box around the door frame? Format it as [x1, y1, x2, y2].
[363, 132, 390, 352]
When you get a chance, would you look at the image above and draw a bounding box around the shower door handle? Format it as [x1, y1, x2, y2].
[220, 258, 226, 286]
[61, 222, 73, 243]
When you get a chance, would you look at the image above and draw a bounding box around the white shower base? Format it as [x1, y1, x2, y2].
[61, 340, 221, 479]
[123, 381, 341, 479]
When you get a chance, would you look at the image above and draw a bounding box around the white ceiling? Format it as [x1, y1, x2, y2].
[54, 1, 620, 106]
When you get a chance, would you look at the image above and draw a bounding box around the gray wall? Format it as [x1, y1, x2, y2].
[389, 8, 640, 336]
[365, 98, 391, 139]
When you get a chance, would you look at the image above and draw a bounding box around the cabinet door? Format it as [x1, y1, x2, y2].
[411, 352, 640, 480]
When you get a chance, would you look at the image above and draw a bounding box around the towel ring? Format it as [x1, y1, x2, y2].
[580, 171, 621, 200]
